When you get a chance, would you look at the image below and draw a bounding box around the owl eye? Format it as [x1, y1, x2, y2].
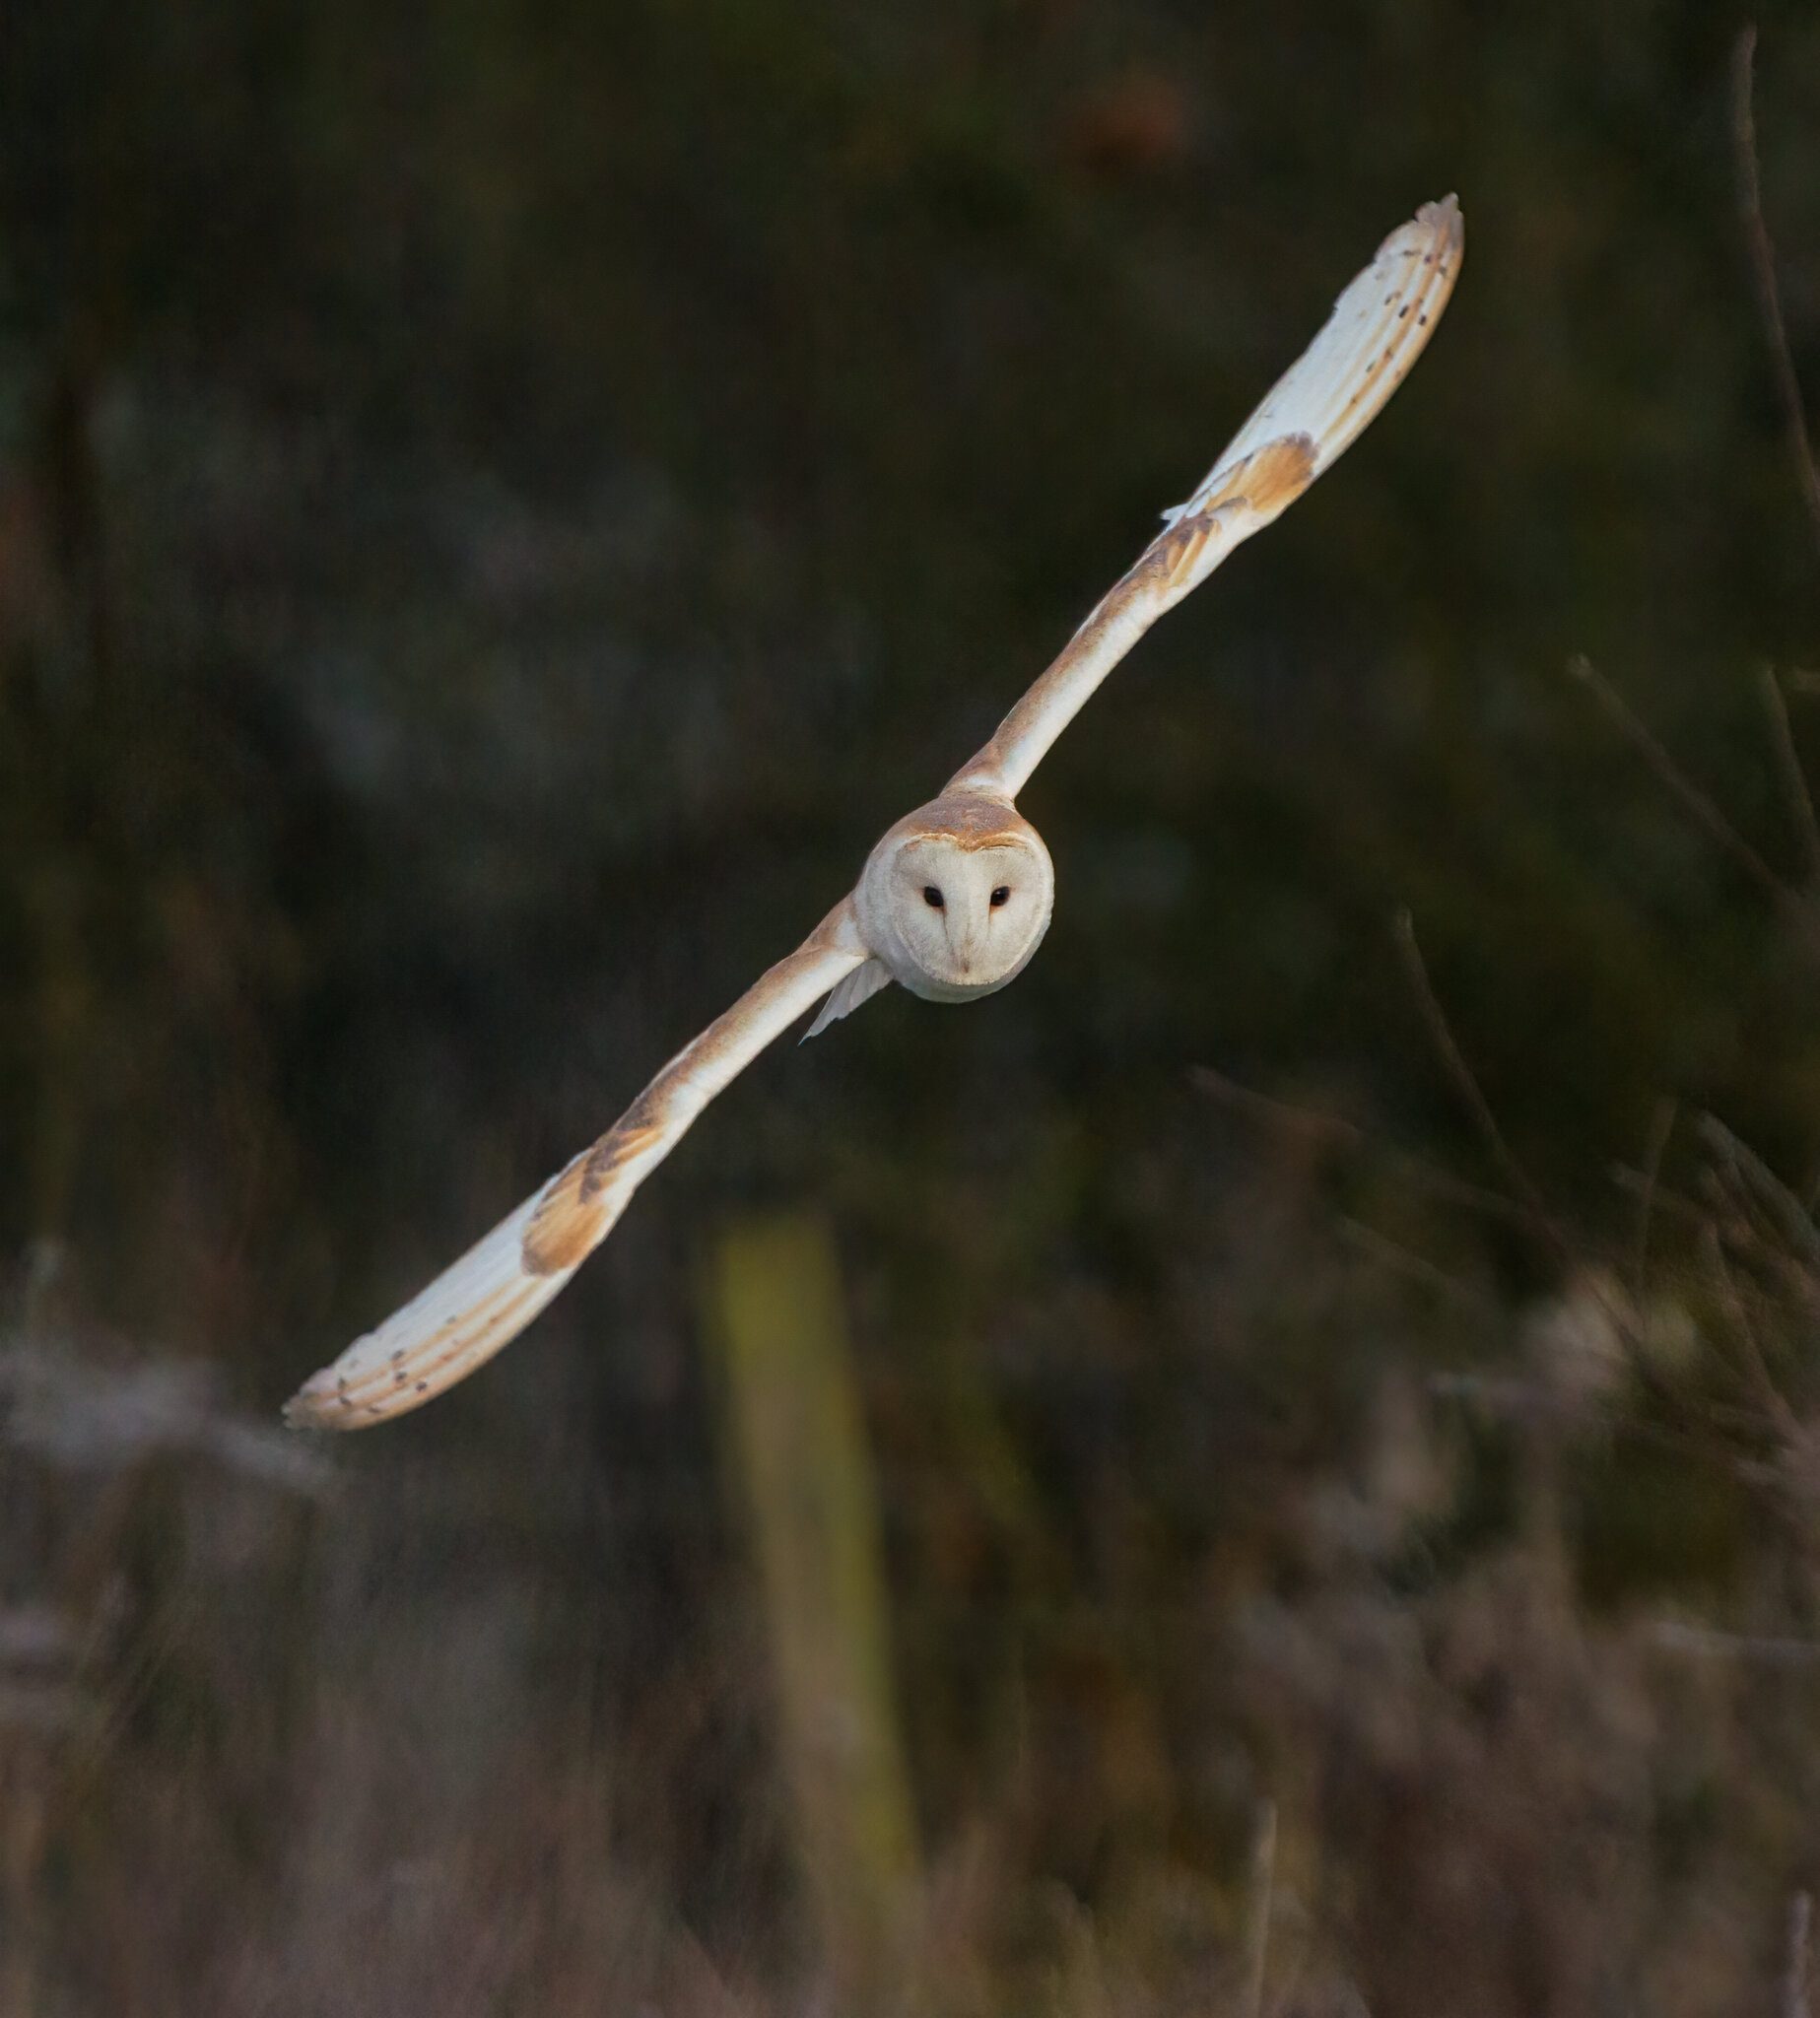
[923, 886, 945, 908]
[990, 886, 1010, 907]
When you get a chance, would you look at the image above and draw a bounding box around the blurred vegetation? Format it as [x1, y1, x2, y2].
[11, 0, 1820, 2011]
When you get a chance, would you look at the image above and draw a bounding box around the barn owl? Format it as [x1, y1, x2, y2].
[286, 195, 1462, 1429]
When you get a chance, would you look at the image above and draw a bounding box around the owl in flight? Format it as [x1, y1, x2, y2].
[287, 196, 1462, 1429]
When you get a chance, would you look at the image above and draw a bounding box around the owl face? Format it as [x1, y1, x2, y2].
[859, 799, 1054, 1002]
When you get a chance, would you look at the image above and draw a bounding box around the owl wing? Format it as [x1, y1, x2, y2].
[949, 195, 1462, 801]
[285, 902, 869, 1430]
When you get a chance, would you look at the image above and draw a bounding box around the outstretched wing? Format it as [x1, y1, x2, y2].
[285, 902, 869, 1430]
[950, 195, 1462, 801]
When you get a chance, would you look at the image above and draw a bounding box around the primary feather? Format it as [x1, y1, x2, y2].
[1172, 193, 1462, 513]
[283, 1188, 582, 1427]
[803, 957, 894, 1040]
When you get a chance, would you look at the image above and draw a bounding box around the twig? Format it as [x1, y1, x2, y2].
[1632, 1099, 1678, 1300]
[1699, 1114, 1820, 1269]
[1731, 26, 1820, 568]
[1701, 1156, 1786, 1262]
[1428, 1373, 1749, 1475]
[1761, 665, 1820, 886]
[1784, 1889, 1813, 2018]
[1659, 1158, 1800, 1271]
[1609, 1164, 1796, 1282]
[1701, 1222, 1802, 1442]
[1243, 1797, 1276, 2018]
[1610, 1164, 1722, 1234]
[1648, 1623, 1820, 1671]
[1568, 656, 1788, 899]
[1693, 1162, 1820, 1326]
[1392, 909, 1573, 1267]
[1571, 654, 1820, 954]
[1337, 1218, 1499, 1314]
[1189, 1064, 1559, 1237]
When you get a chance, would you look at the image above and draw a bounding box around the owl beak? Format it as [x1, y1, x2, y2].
[950, 917, 985, 979]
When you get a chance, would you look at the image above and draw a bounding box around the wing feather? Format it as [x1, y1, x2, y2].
[285, 904, 868, 1429]
[801, 956, 893, 1041]
[1193, 194, 1462, 492]
[951, 195, 1461, 799]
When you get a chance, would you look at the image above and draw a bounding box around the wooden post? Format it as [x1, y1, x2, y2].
[709, 1210, 918, 1993]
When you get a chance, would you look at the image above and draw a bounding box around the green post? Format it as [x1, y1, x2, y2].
[710, 1210, 919, 1995]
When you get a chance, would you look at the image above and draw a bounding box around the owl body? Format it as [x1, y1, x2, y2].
[855, 793, 1054, 1002]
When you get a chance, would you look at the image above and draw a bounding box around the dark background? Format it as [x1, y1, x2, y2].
[9, 3, 1820, 2012]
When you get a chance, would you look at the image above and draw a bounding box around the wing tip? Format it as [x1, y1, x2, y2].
[283, 1346, 464, 1432]
[283, 1369, 356, 1432]
[1415, 192, 1464, 255]
[1384, 193, 1462, 264]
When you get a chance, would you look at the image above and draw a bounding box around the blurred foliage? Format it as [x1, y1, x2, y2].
[11, 0, 1820, 2011]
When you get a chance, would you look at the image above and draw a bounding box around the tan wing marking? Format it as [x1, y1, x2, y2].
[521, 1111, 668, 1276]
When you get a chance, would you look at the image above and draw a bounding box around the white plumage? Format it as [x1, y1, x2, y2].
[1175, 195, 1461, 508]
[286, 195, 1463, 1430]
[294, 1189, 580, 1426]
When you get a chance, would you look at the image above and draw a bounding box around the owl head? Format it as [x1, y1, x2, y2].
[858, 794, 1054, 1001]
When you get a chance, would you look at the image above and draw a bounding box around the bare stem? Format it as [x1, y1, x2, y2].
[1392, 908, 1573, 1268]
[1731, 26, 1820, 568]
[1242, 1798, 1276, 2018]
[1190, 1063, 1557, 1236]
[1338, 1217, 1499, 1313]
[1760, 663, 1820, 886]
[1631, 1099, 1678, 1300]
[1569, 655, 1786, 896]
[1701, 1221, 1801, 1442]
[1785, 1889, 1813, 2018]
